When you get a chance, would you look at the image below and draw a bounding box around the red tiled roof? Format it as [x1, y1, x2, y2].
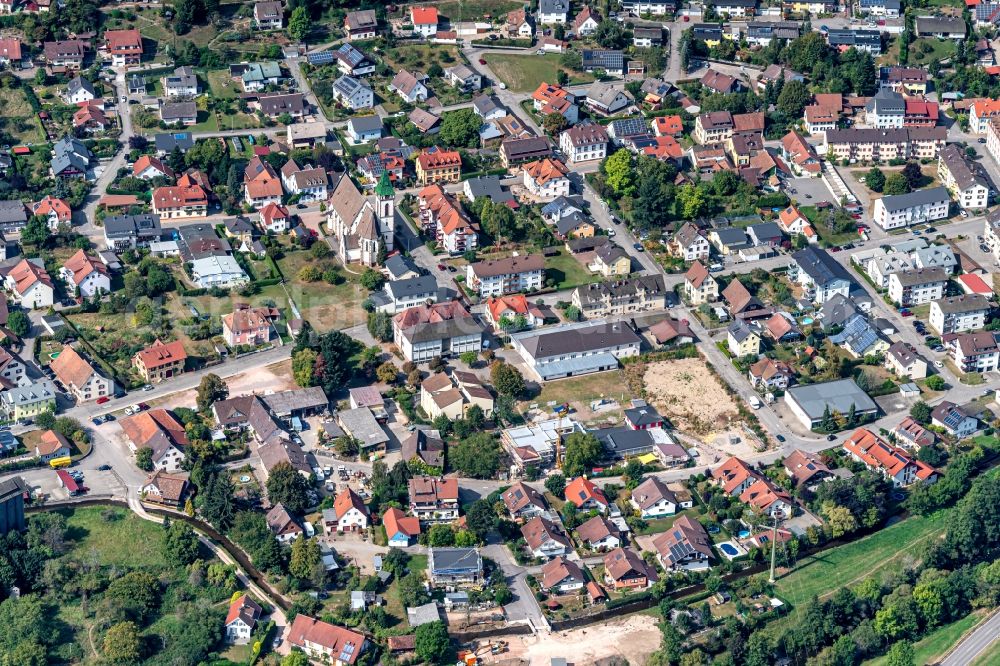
[134, 339, 187, 370]
[383, 506, 420, 538]
[564, 476, 608, 508]
[287, 615, 366, 664]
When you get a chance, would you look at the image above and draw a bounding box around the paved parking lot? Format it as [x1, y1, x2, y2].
[786, 175, 838, 206]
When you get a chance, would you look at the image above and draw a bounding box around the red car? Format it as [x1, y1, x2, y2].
[96, 396, 110, 404]
[138, 403, 149, 411]
[437, 263, 447, 271]
[479, 58, 487, 65]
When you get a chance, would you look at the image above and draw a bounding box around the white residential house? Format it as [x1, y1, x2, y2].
[522, 158, 571, 200]
[938, 144, 990, 210]
[671, 223, 711, 261]
[559, 124, 609, 164]
[59, 250, 110, 299]
[629, 478, 677, 519]
[887, 268, 948, 307]
[332, 75, 374, 111]
[224, 595, 262, 644]
[929, 295, 990, 335]
[873, 187, 950, 230]
[466, 255, 545, 297]
[538, 0, 570, 24]
[946, 332, 1000, 373]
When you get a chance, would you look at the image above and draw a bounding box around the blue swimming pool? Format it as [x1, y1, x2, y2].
[720, 543, 739, 556]
[801, 317, 814, 325]
[738, 529, 751, 538]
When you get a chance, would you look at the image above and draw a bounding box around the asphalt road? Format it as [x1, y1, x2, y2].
[941, 610, 1000, 666]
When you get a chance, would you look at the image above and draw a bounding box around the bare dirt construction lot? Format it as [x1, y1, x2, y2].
[490, 614, 661, 665]
[152, 359, 295, 411]
[640, 359, 740, 437]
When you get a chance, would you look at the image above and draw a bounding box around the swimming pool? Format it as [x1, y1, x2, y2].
[738, 529, 751, 538]
[801, 317, 814, 325]
[720, 543, 739, 556]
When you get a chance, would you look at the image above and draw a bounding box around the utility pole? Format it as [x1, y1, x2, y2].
[768, 513, 779, 584]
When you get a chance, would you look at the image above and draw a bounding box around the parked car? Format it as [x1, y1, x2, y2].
[142, 384, 154, 391]
[96, 396, 110, 404]
[633, 242, 644, 252]
[92, 418, 103, 426]
[98, 464, 112, 471]
[479, 58, 487, 64]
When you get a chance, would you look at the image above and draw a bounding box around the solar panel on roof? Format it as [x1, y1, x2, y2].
[308, 50, 335, 65]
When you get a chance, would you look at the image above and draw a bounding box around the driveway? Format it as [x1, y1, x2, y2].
[482, 542, 547, 632]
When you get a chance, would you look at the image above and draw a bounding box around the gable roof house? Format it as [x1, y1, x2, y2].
[345, 10, 378, 39]
[630, 477, 677, 519]
[104, 28, 142, 67]
[132, 339, 187, 384]
[652, 515, 714, 571]
[502, 482, 549, 521]
[389, 69, 429, 103]
[383, 506, 421, 547]
[266, 503, 304, 543]
[49, 345, 113, 403]
[931, 401, 978, 439]
[843, 427, 937, 486]
[140, 470, 189, 507]
[564, 476, 609, 512]
[603, 547, 658, 590]
[520, 516, 572, 559]
[783, 449, 834, 488]
[540, 557, 586, 594]
[670, 222, 711, 261]
[684, 261, 719, 305]
[120, 408, 189, 472]
[5, 258, 54, 309]
[575, 515, 621, 552]
[60, 250, 109, 299]
[287, 615, 367, 665]
[225, 595, 263, 644]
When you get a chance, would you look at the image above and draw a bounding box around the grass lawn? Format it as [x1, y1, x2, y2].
[38, 339, 63, 367]
[277, 252, 371, 331]
[769, 511, 949, 633]
[524, 369, 633, 415]
[0, 87, 46, 144]
[634, 508, 700, 536]
[221, 644, 252, 662]
[207, 69, 240, 99]
[908, 38, 957, 67]
[800, 205, 860, 247]
[545, 249, 602, 290]
[974, 645, 1000, 666]
[434, 0, 523, 20]
[864, 611, 986, 665]
[60, 506, 174, 569]
[383, 44, 463, 75]
[484, 53, 594, 92]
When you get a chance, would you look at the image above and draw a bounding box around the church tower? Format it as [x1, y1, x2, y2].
[374, 171, 395, 252]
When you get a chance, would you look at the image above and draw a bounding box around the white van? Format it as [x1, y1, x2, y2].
[748, 395, 762, 409]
